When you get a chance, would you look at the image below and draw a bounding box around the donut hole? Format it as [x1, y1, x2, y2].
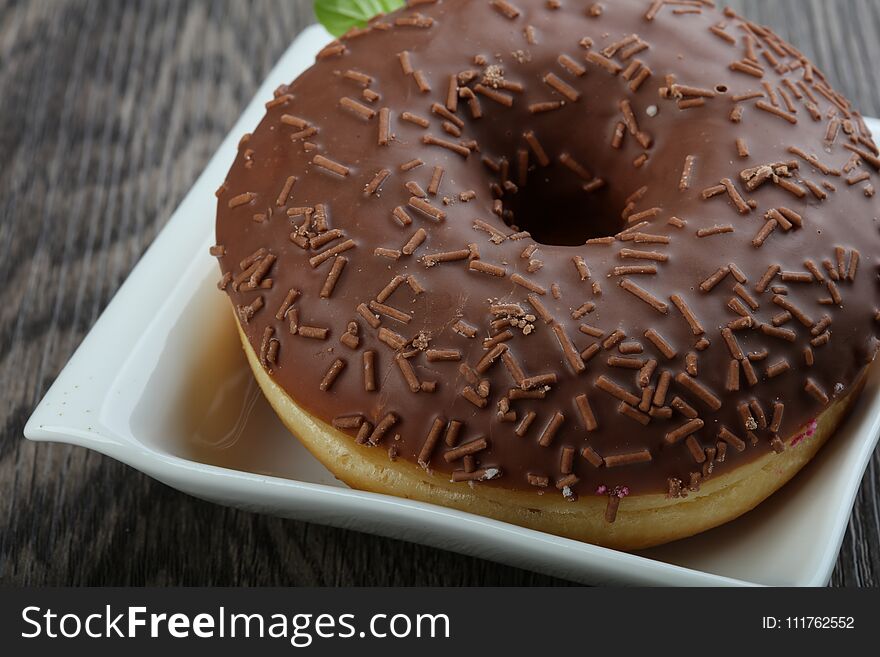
[499, 173, 625, 245]
[714, 84, 729, 94]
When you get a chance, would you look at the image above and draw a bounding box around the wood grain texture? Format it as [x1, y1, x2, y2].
[1, 0, 878, 586]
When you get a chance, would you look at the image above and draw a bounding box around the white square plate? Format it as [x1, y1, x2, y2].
[24, 25, 880, 587]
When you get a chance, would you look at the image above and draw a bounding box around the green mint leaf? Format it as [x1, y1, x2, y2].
[314, 0, 406, 37]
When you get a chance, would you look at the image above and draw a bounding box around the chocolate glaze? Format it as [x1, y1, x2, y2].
[215, 0, 880, 504]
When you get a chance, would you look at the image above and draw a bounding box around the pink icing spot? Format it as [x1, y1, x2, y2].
[790, 418, 818, 447]
[595, 485, 631, 497]
[596, 484, 630, 497]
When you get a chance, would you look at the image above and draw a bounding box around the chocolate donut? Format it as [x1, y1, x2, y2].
[213, 0, 880, 549]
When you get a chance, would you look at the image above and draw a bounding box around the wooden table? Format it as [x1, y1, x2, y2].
[2, 0, 879, 586]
